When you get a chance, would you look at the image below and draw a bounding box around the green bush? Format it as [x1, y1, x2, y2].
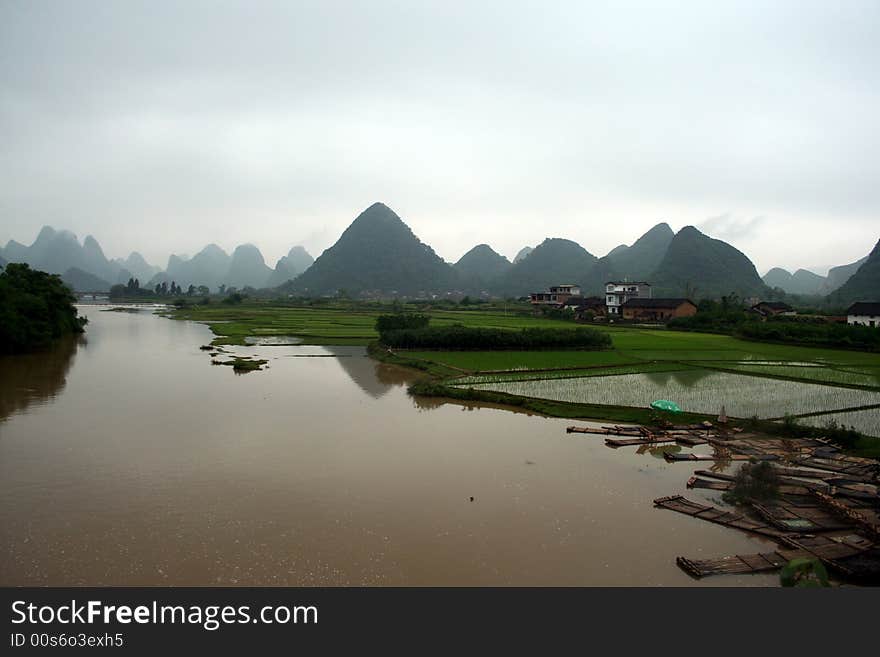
[722, 460, 780, 505]
[0, 263, 87, 353]
[375, 313, 430, 335]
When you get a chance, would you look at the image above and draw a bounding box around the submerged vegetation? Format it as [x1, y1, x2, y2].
[0, 263, 87, 354]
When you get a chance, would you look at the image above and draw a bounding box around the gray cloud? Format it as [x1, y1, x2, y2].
[1, 0, 878, 273]
[697, 214, 767, 241]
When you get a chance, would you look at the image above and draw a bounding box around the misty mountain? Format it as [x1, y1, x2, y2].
[61, 267, 112, 292]
[112, 252, 161, 283]
[762, 267, 825, 295]
[827, 239, 880, 306]
[0, 253, 7, 268]
[225, 244, 273, 289]
[591, 222, 674, 283]
[494, 238, 597, 296]
[162, 244, 232, 289]
[2, 226, 126, 284]
[651, 226, 768, 299]
[287, 202, 457, 296]
[824, 255, 869, 294]
[453, 244, 512, 289]
[513, 246, 534, 264]
[267, 246, 314, 287]
[2, 240, 29, 263]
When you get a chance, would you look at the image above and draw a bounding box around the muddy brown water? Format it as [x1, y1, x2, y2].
[0, 306, 777, 586]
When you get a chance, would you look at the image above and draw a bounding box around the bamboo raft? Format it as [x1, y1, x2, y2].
[663, 452, 777, 462]
[677, 533, 875, 578]
[563, 422, 880, 581]
[653, 495, 786, 539]
[566, 425, 649, 436]
[686, 476, 814, 497]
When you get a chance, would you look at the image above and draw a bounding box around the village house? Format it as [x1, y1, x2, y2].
[846, 302, 880, 328]
[751, 301, 796, 317]
[621, 298, 697, 321]
[605, 281, 651, 316]
[564, 296, 606, 320]
[529, 284, 581, 306]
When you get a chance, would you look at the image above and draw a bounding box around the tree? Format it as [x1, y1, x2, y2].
[197, 285, 209, 296]
[187, 284, 196, 296]
[0, 263, 87, 353]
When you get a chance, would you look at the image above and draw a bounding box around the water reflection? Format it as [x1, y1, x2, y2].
[322, 347, 415, 399]
[0, 336, 81, 426]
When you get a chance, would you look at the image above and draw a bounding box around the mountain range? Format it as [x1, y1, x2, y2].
[762, 254, 869, 297]
[0, 229, 313, 293]
[2, 203, 876, 303]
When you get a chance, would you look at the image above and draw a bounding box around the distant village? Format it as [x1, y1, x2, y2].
[529, 282, 879, 328]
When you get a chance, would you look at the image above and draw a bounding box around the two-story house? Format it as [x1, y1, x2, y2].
[530, 284, 582, 306]
[605, 281, 651, 316]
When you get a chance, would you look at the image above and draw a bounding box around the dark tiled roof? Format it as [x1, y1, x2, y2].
[847, 302, 880, 316]
[565, 296, 604, 306]
[622, 298, 694, 309]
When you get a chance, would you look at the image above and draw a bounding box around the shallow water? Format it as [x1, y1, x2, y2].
[0, 307, 778, 586]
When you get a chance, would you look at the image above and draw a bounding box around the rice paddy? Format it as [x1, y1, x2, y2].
[462, 371, 880, 421]
[795, 408, 880, 438]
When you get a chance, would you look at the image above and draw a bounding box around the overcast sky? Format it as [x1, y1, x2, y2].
[2, 0, 878, 275]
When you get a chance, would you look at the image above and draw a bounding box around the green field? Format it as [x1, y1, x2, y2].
[171, 304, 577, 346]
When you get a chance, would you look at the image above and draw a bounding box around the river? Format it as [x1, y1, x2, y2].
[0, 306, 777, 586]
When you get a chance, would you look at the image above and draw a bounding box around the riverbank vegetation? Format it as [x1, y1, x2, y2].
[0, 263, 87, 354]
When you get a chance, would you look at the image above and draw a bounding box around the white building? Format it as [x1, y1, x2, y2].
[605, 281, 652, 316]
[847, 302, 880, 328]
[530, 284, 582, 305]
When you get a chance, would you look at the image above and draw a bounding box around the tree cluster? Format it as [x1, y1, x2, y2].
[378, 324, 612, 351]
[0, 263, 87, 353]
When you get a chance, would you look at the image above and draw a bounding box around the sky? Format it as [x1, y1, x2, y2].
[1, 0, 878, 276]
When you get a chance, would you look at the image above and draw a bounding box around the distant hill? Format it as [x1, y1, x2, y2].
[62, 267, 111, 292]
[824, 255, 869, 294]
[763, 267, 794, 291]
[225, 244, 273, 289]
[592, 222, 674, 285]
[453, 244, 512, 289]
[513, 246, 533, 264]
[3, 227, 126, 285]
[0, 253, 6, 268]
[3, 240, 29, 263]
[267, 246, 314, 287]
[288, 203, 457, 296]
[651, 226, 768, 299]
[827, 239, 880, 306]
[112, 252, 160, 283]
[493, 238, 597, 296]
[762, 267, 826, 296]
[163, 244, 231, 290]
